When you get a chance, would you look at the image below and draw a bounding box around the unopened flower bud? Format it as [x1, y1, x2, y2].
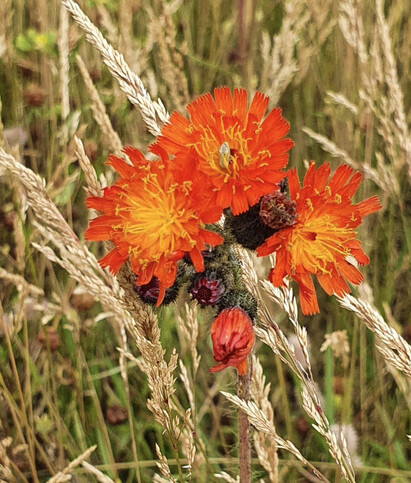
[209, 307, 254, 375]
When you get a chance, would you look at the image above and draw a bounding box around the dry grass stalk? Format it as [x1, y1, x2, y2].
[234, 247, 356, 482]
[250, 355, 279, 482]
[260, 1, 306, 104]
[73, 135, 102, 197]
[214, 471, 239, 482]
[338, 294, 411, 379]
[374, 0, 410, 169]
[339, 0, 410, 176]
[81, 461, 115, 483]
[118, 0, 133, 63]
[0, 149, 77, 242]
[0, 95, 4, 148]
[115, 266, 184, 459]
[11, 207, 25, 274]
[146, 1, 189, 112]
[0, 268, 44, 297]
[176, 303, 201, 377]
[179, 360, 195, 417]
[300, 388, 354, 482]
[221, 392, 329, 482]
[62, 0, 169, 136]
[46, 445, 97, 482]
[325, 91, 358, 115]
[75, 56, 123, 155]
[0, 437, 13, 481]
[155, 443, 177, 483]
[58, 4, 70, 122]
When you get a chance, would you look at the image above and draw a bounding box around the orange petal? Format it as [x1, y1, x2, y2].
[248, 91, 269, 120]
[294, 272, 319, 315]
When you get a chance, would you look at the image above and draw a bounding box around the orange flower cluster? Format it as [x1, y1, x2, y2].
[86, 87, 293, 305]
[85, 86, 381, 373]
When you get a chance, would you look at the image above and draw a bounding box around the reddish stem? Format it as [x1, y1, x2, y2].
[237, 361, 251, 483]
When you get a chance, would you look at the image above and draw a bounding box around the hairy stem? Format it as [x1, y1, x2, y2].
[237, 362, 251, 483]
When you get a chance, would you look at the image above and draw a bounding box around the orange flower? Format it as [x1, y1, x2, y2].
[209, 307, 255, 375]
[256, 163, 381, 315]
[85, 146, 223, 305]
[152, 87, 294, 217]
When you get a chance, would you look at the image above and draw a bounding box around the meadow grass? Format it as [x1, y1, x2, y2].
[0, 0, 410, 481]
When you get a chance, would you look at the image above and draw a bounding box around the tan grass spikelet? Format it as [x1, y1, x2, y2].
[154, 443, 176, 483]
[145, 1, 189, 112]
[58, 4, 70, 122]
[75, 56, 123, 156]
[375, 0, 410, 168]
[339, 0, 410, 177]
[0, 268, 44, 298]
[175, 303, 201, 376]
[214, 471, 239, 482]
[46, 445, 97, 482]
[62, 0, 169, 136]
[259, 1, 306, 104]
[73, 135, 102, 198]
[301, 127, 397, 195]
[325, 91, 359, 115]
[0, 437, 13, 481]
[338, 294, 411, 379]
[81, 461, 115, 483]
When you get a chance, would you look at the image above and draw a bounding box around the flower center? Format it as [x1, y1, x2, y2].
[116, 171, 198, 260]
[289, 210, 355, 275]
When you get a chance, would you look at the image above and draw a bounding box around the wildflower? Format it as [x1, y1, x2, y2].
[209, 307, 255, 375]
[189, 271, 225, 307]
[152, 87, 293, 217]
[256, 163, 381, 315]
[85, 146, 223, 305]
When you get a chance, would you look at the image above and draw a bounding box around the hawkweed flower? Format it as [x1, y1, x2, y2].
[209, 307, 255, 375]
[85, 146, 223, 305]
[256, 163, 381, 315]
[152, 87, 294, 217]
[189, 271, 225, 307]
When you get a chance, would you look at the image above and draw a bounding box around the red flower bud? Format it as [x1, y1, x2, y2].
[209, 307, 255, 375]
